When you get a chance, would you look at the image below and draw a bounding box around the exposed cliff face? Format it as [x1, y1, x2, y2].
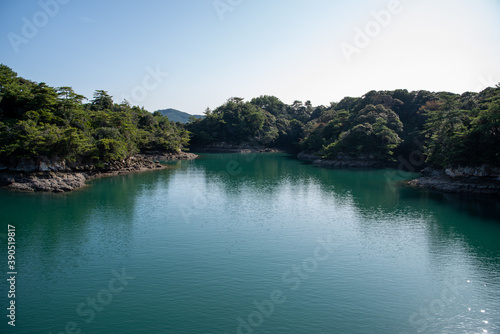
[443, 165, 500, 180]
[408, 166, 500, 196]
[0, 156, 84, 173]
[0, 172, 88, 192]
[0, 152, 197, 192]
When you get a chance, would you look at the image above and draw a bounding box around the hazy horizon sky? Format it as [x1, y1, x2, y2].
[1, 0, 499, 115]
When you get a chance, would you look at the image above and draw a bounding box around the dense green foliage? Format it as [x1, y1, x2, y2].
[2, 64, 498, 168]
[422, 89, 500, 166]
[0, 65, 189, 163]
[188, 87, 500, 167]
[300, 90, 429, 160]
[187, 96, 312, 150]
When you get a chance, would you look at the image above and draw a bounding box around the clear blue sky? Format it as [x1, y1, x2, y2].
[1, 0, 499, 115]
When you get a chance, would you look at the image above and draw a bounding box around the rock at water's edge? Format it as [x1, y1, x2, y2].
[297, 152, 390, 168]
[408, 166, 500, 196]
[0, 152, 198, 193]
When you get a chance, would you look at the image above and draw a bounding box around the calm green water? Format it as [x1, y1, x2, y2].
[1, 153, 499, 334]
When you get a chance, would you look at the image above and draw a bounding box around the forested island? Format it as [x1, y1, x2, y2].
[0, 65, 195, 191]
[1, 64, 499, 194]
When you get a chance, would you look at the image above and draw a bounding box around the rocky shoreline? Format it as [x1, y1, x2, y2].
[192, 142, 282, 153]
[407, 166, 500, 196]
[0, 152, 197, 193]
[297, 152, 500, 196]
[137, 151, 198, 161]
[3, 150, 499, 196]
[297, 152, 393, 168]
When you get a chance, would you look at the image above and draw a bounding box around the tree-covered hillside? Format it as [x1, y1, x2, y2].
[0, 65, 190, 164]
[188, 87, 500, 167]
[187, 96, 310, 150]
[1, 64, 498, 169]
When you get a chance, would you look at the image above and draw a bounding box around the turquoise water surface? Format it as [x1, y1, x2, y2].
[1, 153, 499, 334]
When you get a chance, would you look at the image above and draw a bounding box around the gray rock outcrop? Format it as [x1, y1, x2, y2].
[0, 152, 198, 192]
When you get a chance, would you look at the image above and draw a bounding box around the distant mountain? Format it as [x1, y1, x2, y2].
[155, 108, 204, 123]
